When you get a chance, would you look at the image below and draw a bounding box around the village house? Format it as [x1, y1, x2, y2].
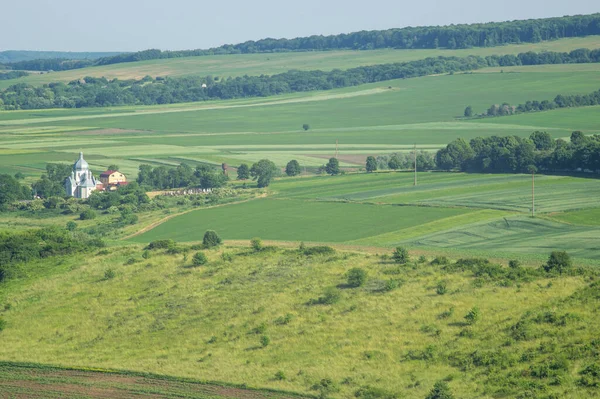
[100, 170, 127, 190]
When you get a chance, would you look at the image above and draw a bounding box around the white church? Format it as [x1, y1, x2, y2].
[65, 152, 100, 199]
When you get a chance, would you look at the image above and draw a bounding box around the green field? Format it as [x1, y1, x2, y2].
[131, 172, 600, 260]
[1, 61, 600, 179]
[3, 35, 600, 90]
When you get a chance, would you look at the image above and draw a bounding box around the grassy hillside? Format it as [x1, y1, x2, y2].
[2, 36, 600, 89]
[1, 244, 599, 399]
[1, 62, 599, 179]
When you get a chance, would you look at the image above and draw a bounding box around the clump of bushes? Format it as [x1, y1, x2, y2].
[192, 251, 208, 266]
[274, 370, 286, 380]
[425, 380, 454, 399]
[146, 239, 176, 250]
[543, 251, 572, 274]
[436, 280, 448, 295]
[260, 335, 270, 347]
[431, 256, 449, 266]
[203, 230, 222, 248]
[464, 307, 480, 325]
[355, 385, 398, 399]
[301, 245, 335, 256]
[274, 313, 294, 325]
[104, 268, 116, 280]
[309, 287, 341, 305]
[346, 268, 368, 287]
[251, 237, 263, 252]
[392, 247, 409, 264]
[79, 209, 97, 220]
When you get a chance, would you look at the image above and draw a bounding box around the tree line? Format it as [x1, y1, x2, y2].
[0, 71, 29, 80]
[4, 13, 600, 71]
[136, 163, 228, 190]
[471, 87, 600, 118]
[436, 131, 600, 173]
[3, 48, 600, 110]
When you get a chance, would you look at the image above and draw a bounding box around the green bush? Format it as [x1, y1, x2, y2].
[392, 247, 409, 264]
[192, 252, 208, 266]
[146, 239, 176, 250]
[425, 381, 454, 399]
[431, 256, 449, 266]
[274, 313, 294, 325]
[260, 335, 270, 347]
[221, 252, 233, 262]
[509, 259, 521, 269]
[104, 269, 116, 280]
[79, 209, 97, 220]
[544, 251, 572, 274]
[0, 317, 6, 331]
[251, 237, 263, 252]
[310, 287, 341, 305]
[464, 307, 480, 325]
[347, 268, 368, 288]
[274, 370, 286, 380]
[203, 230, 222, 248]
[65, 221, 77, 231]
[302, 245, 335, 256]
[436, 281, 448, 295]
[355, 385, 398, 399]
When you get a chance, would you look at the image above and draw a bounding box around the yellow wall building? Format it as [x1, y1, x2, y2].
[99, 170, 127, 188]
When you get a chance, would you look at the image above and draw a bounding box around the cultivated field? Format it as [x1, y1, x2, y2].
[2, 36, 600, 89]
[131, 172, 600, 261]
[1, 62, 600, 180]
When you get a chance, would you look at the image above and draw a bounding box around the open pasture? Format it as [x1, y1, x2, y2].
[2, 35, 600, 89]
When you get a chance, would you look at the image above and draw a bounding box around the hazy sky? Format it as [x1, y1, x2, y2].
[1, 0, 598, 52]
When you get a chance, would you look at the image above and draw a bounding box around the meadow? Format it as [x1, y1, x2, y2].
[2, 35, 600, 89]
[1, 244, 599, 399]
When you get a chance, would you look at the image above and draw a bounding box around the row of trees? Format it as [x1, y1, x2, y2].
[5, 14, 600, 72]
[472, 87, 600, 117]
[136, 163, 228, 190]
[3, 48, 600, 110]
[0, 71, 28, 80]
[436, 131, 600, 173]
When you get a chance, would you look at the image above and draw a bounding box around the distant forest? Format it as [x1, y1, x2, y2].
[3, 13, 600, 72]
[1, 49, 600, 110]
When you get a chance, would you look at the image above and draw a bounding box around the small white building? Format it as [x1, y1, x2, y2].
[65, 152, 100, 199]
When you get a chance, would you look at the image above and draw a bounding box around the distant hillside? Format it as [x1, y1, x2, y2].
[0, 50, 124, 64]
[4, 13, 600, 72]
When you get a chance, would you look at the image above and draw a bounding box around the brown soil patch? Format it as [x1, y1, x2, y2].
[308, 154, 373, 165]
[66, 128, 149, 136]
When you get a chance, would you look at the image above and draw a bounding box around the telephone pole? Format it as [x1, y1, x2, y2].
[531, 171, 535, 217]
[335, 140, 339, 159]
[413, 144, 417, 186]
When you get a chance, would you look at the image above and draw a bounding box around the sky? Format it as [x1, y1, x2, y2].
[1, 0, 598, 52]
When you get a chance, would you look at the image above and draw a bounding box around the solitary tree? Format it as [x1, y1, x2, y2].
[285, 160, 301, 177]
[544, 251, 572, 274]
[426, 381, 454, 399]
[250, 159, 279, 188]
[365, 156, 377, 173]
[302, 124, 310, 131]
[107, 164, 120, 171]
[237, 163, 250, 180]
[464, 105, 473, 118]
[203, 230, 222, 248]
[192, 251, 208, 266]
[325, 158, 340, 175]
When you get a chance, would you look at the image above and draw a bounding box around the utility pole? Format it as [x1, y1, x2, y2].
[413, 143, 417, 186]
[335, 140, 339, 159]
[531, 171, 535, 217]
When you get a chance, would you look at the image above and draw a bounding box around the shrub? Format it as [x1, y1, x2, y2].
[436, 281, 448, 295]
[347, 268, 368, 288]
[544, 251, 572, 274]
[202, 230, 222, 248]
[509, 259, 521, 269]
[192, 252, 208, 266]
[65, 221, 77, 231]
[79, 209, 97, 220]
[146, 239, 175, 250]
[260, 335, 270, 347]
[418, 255, 427, 263]
[141, 250, 150, 259]
[392, 247, 409, 264]
[426, 381, 454, 399]
[464, 307, 480, 325]
[438, 307, 454, 319]
[302, 123, 310, 131]
[221, 252, 233, 262]
[310, 287, 341, 305]
[251, 237, 263, 252]
[384, 279, 400, 292]
[431, 256, 449, 266]
[274, 313, 294, 325]
[104, 269, 116, 280]
[274, 370, 286, 380]
[355, 385, 398, 399]
[302, 245, 335, 256]
[0, 317, 6, 331]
